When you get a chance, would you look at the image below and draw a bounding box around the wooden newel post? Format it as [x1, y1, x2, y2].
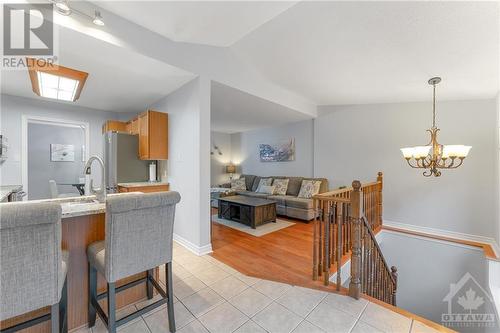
[376, 172, 383, 228]
[312, 198, 319, 281]
[391, 266, 398, 306]
[349, 180, 362, 299]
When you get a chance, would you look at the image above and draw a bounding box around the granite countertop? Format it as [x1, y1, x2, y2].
[117, 181, 169, 187]
[0, 185, 23, 201]
[1, 192, 141, 219]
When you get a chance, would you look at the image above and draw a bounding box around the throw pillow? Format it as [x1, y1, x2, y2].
[297, 180, 322, 199]
[231, 178, 246, 191]
[257, 185, 275, 195]
[273, 179, 289, 196]
[255, 178, 273, 192]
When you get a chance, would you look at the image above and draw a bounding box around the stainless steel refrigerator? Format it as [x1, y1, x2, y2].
[104, 132, 150, 193]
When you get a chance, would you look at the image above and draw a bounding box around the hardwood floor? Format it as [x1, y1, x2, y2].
[210, 209, 342, 292]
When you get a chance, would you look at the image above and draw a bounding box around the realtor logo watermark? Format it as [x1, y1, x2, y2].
[2, 3, 57, 69]
[442, 272, 497, 330]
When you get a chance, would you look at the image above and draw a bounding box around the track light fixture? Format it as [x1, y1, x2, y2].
[54, 0, 71, 15]
[92, 11, 105, 26]
[51, 0, 105, 26]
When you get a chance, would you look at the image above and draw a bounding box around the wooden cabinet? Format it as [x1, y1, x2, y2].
[102, 120, 127, 134]
[126, 117, 139, 135]
[117, 184, 169, 193]
[102, 110, 168, 160]
[138, 110, 168, 160]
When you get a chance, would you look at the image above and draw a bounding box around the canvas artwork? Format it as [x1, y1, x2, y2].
[50, 144, 75, 162]
[259, 138, 295, 162]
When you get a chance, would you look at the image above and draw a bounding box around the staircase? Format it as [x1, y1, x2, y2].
[312, 172, 398, 305]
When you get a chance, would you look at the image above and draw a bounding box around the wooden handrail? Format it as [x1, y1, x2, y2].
[362, 215, 394, 284]
[312, 171, 397, 305]
[355, 215, 398, 305]
[314, 188, 352, 198]
[313, 196, 351, 203]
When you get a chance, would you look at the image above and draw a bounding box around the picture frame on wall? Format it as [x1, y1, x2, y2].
[259, 138, 295, 162]
[50, 144, 75, 162]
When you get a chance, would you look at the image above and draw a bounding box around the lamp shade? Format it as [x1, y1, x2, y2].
[442, 145, 472, 158]
[226, 165, 236, 174]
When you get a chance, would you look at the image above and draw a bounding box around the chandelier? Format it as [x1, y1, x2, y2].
[400, 77, 471, 177]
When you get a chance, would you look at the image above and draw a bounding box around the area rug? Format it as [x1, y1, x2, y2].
[211, 214, 295, 237]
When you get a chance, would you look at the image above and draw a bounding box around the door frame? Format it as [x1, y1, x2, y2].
[21, 115, 90, 200]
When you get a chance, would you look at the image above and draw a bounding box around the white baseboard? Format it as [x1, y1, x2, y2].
[173, 233, 213, 256]
[384, 220, 500, 259]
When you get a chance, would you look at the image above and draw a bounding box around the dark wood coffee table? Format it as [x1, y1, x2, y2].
[218, 196, 277, 229]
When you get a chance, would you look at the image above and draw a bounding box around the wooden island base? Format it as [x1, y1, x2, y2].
[1, 213, 157, 333]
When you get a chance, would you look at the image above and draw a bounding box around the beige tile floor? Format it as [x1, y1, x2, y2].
[73, 242, 442, 333]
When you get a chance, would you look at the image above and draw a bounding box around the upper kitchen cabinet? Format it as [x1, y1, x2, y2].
[126, 117, 139, 135]
[138, 110, 168, 160]
[102, 110, 168, 160]
[102, 120, 127, 134]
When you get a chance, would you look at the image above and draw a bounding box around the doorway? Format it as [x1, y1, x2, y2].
[22, 116, 89, 200]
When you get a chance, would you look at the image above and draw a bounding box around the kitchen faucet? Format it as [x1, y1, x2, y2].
[83, 155, 106, 203]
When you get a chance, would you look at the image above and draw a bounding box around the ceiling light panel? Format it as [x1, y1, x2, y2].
[27, 58, 89, 102]
[37, 72, 79, 101]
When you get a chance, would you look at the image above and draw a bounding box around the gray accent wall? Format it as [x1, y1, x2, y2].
[211, 131, 233, 186]
[315, 99, 498, 242]
[28, 123, 84, 199]
[230, 119, 314, 178]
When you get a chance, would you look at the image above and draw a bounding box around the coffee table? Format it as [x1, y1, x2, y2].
[210, 188, 236, 208]
[218, 195, 277, 229]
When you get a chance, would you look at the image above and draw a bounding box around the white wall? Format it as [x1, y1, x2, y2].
[231, 119, 314, 177]
[489, 259, 500, 325]
[315, 100, 498, 241]
[0, 94, 133, 191]
[211, 131, 233, 186]
[150, 78, 212, 254]
[496, 93, 500, 247]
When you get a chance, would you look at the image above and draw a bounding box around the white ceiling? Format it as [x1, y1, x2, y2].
[211, 81, 311, 133]
[3, 0, 498, 126]
[232, 1, 499, 105]
[95, 1, 297, 47]
[1, 24, 195, 112]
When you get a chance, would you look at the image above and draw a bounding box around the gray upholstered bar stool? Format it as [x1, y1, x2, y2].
[0, 202, 68, 333]
[87, 191, 181, 333]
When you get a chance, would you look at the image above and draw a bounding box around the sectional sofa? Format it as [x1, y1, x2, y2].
[221, 174, 328, 221]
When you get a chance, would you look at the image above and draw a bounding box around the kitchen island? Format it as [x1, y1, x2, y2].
[0, 193, 158, 333]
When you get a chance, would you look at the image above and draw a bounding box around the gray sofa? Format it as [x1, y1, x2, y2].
[222, 174, 328, 221]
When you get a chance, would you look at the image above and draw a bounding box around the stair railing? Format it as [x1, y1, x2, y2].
[312, 172, 398, 305]
[356, 214, 398, 305]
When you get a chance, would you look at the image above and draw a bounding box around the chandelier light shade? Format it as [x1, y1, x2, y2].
[400, 77, 471, 177]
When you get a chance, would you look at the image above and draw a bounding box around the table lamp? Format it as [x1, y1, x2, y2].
[226, 164, 236, 180]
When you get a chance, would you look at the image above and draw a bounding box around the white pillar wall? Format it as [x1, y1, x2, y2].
[150, 77, 212, 255]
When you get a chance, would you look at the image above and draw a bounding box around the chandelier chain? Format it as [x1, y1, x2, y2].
[432, 82, 436, 129]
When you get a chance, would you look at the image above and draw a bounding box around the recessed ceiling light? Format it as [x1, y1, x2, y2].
[27, 58, 89, 102]
[93, 10, 105, 26]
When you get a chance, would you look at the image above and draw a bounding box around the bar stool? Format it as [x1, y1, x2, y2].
[0, 202, 68, 333]
[87, 192, 180, 333]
